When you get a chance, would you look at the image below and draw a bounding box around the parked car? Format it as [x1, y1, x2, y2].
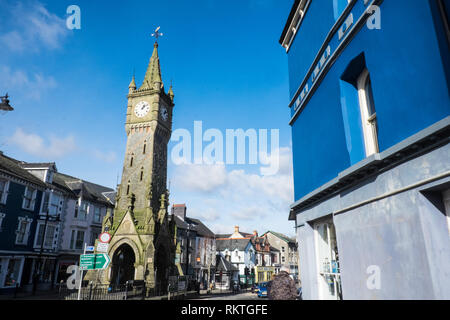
[257, 282, 268, 298]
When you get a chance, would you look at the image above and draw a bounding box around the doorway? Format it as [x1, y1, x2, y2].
[110, 244, 135, 286]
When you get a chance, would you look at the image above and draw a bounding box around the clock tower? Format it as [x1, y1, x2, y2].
[93, 39, 177, 295]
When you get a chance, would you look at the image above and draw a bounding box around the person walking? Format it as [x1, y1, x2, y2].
[267, 265, 298, 300]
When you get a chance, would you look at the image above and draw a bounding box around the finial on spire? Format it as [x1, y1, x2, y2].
[151, 26, 163, 43]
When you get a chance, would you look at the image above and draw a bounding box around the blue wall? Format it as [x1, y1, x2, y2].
[288, 0, 450, 201]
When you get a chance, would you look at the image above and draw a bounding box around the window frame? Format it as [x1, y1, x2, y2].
[0, 212, 5, 232]
[15, 217, 33, 245]
[0, 179, 10, 204]
[22, 186, 37, 211]
[357, 69, 380, 156]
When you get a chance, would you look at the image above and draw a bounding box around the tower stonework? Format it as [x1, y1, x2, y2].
[90, 41, 176, 295]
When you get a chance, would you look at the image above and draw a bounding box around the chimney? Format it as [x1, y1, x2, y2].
[172, 204, 186, 221]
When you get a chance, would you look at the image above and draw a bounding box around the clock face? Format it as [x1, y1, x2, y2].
[160, 106, 168, 121]
[134, 101, 150, 118]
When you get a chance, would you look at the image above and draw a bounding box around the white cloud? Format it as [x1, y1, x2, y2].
[0, 0, 68, 52]
[0, 66, 57, 100]
[173, 163, 228, 192]
[170, 146, 295, 233]
[8, 128, 77, 158]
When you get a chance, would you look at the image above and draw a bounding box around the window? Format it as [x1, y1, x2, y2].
[15, 217, 32, 245]
[140, 168, 144, 181]
[0, 179, 9, 204]
[333, 0, 350, 20]
[93, 206, 101, 223]
[130, 156, 134, 167]
[314, 219, 342, 300]
[282, 246, 285, 253]
[443, 190, 450, 235]
[357, 69, 379, 156]
[0, 212, 5, 232]
[35, 223, 57, 249]
[91, 231, 99, 245]
[143, 141, 147, 154]
[78, 201, 88, 220]
[4, 258, 23, 287]
[282, 256, 285, 263]
[22, 187, 37, 210]
[49, 193, 61, 215]
[70, 229, 85, 250]
[74, 203, 79, 219]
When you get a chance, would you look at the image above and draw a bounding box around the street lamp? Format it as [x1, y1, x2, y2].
[0, 93, 13, 113]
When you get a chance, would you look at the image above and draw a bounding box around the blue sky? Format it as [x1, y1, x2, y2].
[0, 0, 296, 236]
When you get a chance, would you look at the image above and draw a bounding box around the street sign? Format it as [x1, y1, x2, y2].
[99, 232, 111, 243]
[96, 242, 109, 253]
[80, 253, 110, 270]
[86, 246, 95, 252]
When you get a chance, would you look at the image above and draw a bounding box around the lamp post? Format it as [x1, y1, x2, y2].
[0, 93, 13, 113]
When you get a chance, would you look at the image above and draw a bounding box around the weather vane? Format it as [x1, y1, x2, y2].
[151, 26, 163, 42]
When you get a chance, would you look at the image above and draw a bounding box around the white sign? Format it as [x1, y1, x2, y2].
[99, 232, 111, 243]
[96, 242, 109, 253]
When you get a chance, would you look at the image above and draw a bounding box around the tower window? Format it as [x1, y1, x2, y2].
[126, 182, 130, 195]
[130, 156, 134, 167]
[143, 141, 147, 154]
[140, 168, 144, 181]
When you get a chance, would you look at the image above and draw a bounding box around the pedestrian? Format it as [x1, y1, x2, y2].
[267, 265, 297, 300]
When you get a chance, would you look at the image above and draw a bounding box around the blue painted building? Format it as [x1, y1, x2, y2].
[280, 0, 450, 299]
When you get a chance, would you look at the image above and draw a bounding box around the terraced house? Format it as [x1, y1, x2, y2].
[0, 152, 115, 293]
[0, 153, 47, 293]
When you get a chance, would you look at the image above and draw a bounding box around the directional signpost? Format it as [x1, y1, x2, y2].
[79, 253, 111, 270]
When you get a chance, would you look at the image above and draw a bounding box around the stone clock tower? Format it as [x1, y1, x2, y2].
[91, 40, 177, 295]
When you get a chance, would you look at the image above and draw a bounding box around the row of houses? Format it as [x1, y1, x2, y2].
[0, 151, 115, 293]
[170, 205, 300, 290]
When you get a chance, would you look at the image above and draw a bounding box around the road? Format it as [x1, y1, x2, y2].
[196, 291, 263, 300]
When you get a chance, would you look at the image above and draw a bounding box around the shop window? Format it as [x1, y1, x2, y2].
[4, 258, 22, 287]
[314, 218, 342, 300]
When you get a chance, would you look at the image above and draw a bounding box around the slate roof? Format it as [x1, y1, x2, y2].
[215, 255, 239, 272]
[264, 231, 296, 244]
[173, 215, 215, 238]
[53, 172, 115, 206]
[0, 152, 47, 188]
[216, 238, 252, 252]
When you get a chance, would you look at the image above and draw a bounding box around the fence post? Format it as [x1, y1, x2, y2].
[88, 281, 93, 300]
